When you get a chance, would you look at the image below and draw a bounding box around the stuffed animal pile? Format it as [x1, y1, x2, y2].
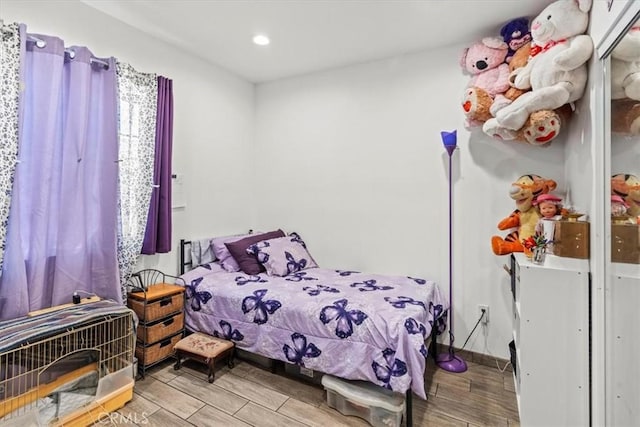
[462, 0, 594, 146]
[491, 174, 557, 255]
[611, 21, 640, 135]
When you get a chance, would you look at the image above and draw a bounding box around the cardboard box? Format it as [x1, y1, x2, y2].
[611, 223, 640, 264]
[553, 220, 590, 259]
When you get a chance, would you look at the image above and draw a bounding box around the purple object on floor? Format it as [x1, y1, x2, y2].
[436, 350, 468, 373]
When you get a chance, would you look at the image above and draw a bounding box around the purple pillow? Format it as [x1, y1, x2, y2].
[225, 230, 286, 275]
[211, 232, 257, 272]
[246, 234, 318, 277]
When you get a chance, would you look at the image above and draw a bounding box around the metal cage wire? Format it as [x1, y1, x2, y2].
[0, 311, 134, 423]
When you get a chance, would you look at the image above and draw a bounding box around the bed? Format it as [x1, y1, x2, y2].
[178, 232, 448, 422]
[180, 230, 449, 425]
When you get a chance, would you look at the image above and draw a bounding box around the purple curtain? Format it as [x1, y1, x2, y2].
[141, 76, 173, 254]
[0, 34, 120, 319]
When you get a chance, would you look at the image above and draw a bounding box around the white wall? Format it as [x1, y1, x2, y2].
[1, 0, 256, 276]
[3, 0, 604, 360]
[255, 47, 569, 359]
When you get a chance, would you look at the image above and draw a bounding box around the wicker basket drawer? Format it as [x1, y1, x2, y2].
[128, 291, 183, 322]
[136, 333, 182, 367]
[137, 312, 184, 345]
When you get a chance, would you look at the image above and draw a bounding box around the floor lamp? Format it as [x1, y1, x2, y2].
[436, 130, 467, 373]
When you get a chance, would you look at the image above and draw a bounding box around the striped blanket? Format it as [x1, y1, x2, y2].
[0, 300, 132, 354]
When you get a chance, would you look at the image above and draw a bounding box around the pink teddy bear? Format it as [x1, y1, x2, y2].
[460, 37, 510, 97]
[460, 37, 511, 127]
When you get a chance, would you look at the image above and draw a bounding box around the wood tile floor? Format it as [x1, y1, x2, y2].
[106, 356, 519, 426]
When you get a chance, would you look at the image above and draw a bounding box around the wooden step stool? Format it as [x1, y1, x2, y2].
[173, 332, 235, 383]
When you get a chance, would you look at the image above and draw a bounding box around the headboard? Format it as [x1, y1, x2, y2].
[179, 239, 192, 275]
[179, 230, 255, 275]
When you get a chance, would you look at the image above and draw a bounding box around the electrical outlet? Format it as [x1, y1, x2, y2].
[478, 304, 489, 325]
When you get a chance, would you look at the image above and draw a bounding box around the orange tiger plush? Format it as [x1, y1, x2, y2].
[491, 174, 558, 255]
[611, 173, 640, 223]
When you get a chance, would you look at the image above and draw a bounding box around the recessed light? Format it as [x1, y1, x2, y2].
[253, 34, 270, 46]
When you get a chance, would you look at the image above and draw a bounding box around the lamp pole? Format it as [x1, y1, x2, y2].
[436, 130, 467, 373]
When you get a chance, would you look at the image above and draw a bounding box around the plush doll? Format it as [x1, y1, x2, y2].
[460, 37, 510, 127]
[610, 21, 640, 135]
[503, 44, 532, 103]
[460, 37, 510, 96]
[534, 193, 563, 247]
[488, 43, 533, 118]
[485, 105, 571, 145]
[483, 0, 593, 137]
[461, 87, 494, 126]
[492, 174, 558, 255]
[516, 104, 573, 145]
[611, 173, 640, 223]
[500, 17, 532, 63]
[611, 195, 630, 217]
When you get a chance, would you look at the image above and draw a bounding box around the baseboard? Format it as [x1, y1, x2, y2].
[236, 345, 511, 374]
[451, 347, 512, 372]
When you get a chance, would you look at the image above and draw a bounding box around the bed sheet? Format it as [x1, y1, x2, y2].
[179, 265, 447, 398]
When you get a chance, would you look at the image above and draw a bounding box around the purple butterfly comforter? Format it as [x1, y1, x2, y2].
[179, 266, 448, 398]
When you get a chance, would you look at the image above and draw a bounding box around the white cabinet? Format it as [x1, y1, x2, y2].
[510, 253, 590, 426]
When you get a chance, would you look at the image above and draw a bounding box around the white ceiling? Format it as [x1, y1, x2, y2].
[81, 0, 553, 83]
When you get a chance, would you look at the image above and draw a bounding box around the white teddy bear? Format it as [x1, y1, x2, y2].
[483, 0, 593, 137]
[611, 21, 640, 135]
[611, 20, 640, 101]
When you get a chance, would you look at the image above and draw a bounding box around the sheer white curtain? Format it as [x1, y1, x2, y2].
[116, 62, 158, 298]
[0, 22, 22, 278]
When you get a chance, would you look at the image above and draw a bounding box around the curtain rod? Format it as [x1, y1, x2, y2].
[26, 34, 110, 69]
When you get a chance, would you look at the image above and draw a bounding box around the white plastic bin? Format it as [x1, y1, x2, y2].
[321, 375, 405, 427]
[96, 366, 135, 399]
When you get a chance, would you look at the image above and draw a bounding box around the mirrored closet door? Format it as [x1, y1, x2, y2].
[599, 5, 640, 426]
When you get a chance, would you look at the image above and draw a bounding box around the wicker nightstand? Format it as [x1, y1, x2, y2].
[127, 270, 185, 378]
